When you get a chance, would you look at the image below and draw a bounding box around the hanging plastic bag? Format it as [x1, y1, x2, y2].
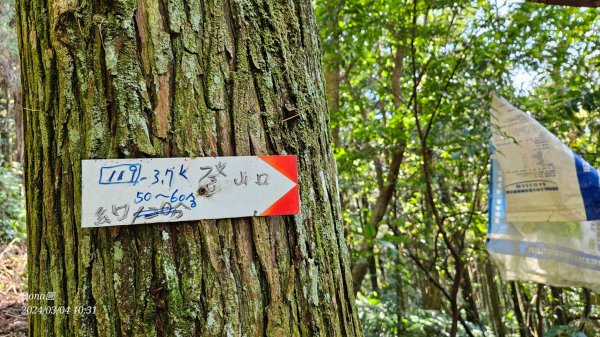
[487, 95, 600, 290]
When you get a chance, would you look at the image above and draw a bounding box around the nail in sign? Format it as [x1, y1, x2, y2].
[81, 156, 300, 227]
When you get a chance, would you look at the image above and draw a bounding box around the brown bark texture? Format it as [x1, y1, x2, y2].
[16, 0, 363, 336]
[485, 260, 506, 337]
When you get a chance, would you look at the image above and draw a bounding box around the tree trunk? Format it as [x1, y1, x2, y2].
[17, 1, 363, 336]
[350, 45, 406, 295]
[324, 69, 340, 147]
[421, 276, 442, 310]
[580, 288, 592, 331]
[12, 85, 23, 163]
[550, 287, 567, 326]
[395, 243, 406, 337]
[367, 253, 379, 293]
[460, 264, 481, 327]
[535, 284, 545, 337]
[510, 282, 530, 337]
[0, 91, 9, 164]
[485, 260, 506, 337]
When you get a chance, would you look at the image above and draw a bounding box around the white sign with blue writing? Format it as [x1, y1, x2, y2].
[487, 95, 600, 290]
[490, 95, 600, 222]
[81, 156, 300, 227]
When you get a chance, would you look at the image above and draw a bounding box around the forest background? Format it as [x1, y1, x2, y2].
[0, 0, 599, 336]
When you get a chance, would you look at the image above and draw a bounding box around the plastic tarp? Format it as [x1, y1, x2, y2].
[487, 95, 600, 290]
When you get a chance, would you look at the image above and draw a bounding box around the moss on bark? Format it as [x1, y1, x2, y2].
[17, 0, 363, 336]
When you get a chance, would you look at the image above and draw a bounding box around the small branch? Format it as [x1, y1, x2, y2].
[406, 247, 452, 301]
[459, 154, 490, 252]
[527, 0, 600, 7]
[282, 114, 300, 122]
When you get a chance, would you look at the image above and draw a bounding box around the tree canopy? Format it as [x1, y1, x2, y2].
[317, 0, 600, 336]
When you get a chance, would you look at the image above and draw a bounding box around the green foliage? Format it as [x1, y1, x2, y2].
[0, 0, 22, 241]
[358, 292, 493, 337]
[400, 310, 490, 337]
[544, 325, 587, 337]
[0, 0, 18, 86]
[0, 0, 20, 167]
[0, 160, 25, 240]
[0, 0, 17, 56]
[317, 0, 600, 336]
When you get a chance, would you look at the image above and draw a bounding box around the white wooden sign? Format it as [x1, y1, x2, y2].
[81, 156, 299, 227]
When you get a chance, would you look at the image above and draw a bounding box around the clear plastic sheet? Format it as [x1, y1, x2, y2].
[487, 95, 600, 290]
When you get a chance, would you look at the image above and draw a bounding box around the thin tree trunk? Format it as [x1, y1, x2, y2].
[368, 254, 379, 293]
[536, 284, 545, 337]
[550, 287, 567, 326]
[510, 282, 529, 337]
[479, 262, 492, 319]
[17, 1, 363, 336]
[12, 85, 23, 163]
[461, 264, 481, 327]
[580, 288, 592, 331]
[422, 276, 442, 310]
[485, 260, 506, 337]
[521, 285, 536, 337]
[351, 44, 406, 294]
[0, 88, 11, 164]
[351, 149, 404, 294]
[325, 69, 341, 147]
[395, 243, 406, 337]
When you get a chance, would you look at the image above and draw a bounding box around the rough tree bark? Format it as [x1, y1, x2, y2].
[17, 1, 363, 336]
[484, 260, 506, 337]
[510, 282, 530, 337]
